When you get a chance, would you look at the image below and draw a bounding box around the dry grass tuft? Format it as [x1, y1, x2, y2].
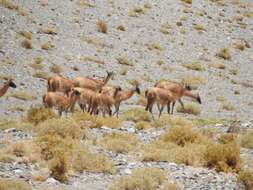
[109, 168, 166, 190]
[238, 170, 253, 190]
[161, 125, 205, 146]
[117, 25, 125, 31]
[153, 115, 194, 128]
[10, 91, 37, 101]
[41, 41, 54, 50]
[97, 20, 108, 33]
[193, 24, 206, 32]
[240, 132, 253, 149]
[129, 6, 146, 17]
[122, 108, 152, 122]
[160, 23, 172, 35]
[208, 63, 226, 69]
[81, 56, 105, 65]
[222, 101, 235, 111]
[180, 75, 206, 90]
[98, 132, 141, 153]
[21, 39, 32, 49]
[40, 25, 57, 35]
[72, 112, 121, 129]
[18, 31, 33, 40]
[181, 0, 192, 4]
[117, 57, 134, 66]
[26, 106, 57, 125]
[182, 61, 205, 71]
[216, 48, 231, 60]
[81, 36, 109, 49]
[147, 43, 164, 51]
[136, 121, 152, 130]
[176, 103, 201, 115]
[33, 71, 49, 80]
[50, 64, 62, 74]
[0, 178, 32, 190]
[204, 142, 241, 172]
[218, 133, 238, 144]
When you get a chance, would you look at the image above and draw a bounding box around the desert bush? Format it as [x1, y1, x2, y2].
[218, 133, 238, 144]
[136, 121, 152, 130]
[72, 112, 121, 129]
[98, 132, 140, 153]
[176, 103, 200, 115]
[160, 23, 172, 35]
[181, 0, 192, 4]
[129, 6, 147, 17]
[10, 91, 37, 101]
[222, 101, 235, 111]
[204, 142, 241, 172]
[160, 182, 179, 190]
[241, 132, 253, 149]
[208, 63, 226, 69]
[153, 115, 194, 128]
[147, 43, 164, 51]
[161, 126, 205, 146]
[29, 62, 44, 70]
[26, 106, 57, 125]
[117, 57, 134, 66]
[216, 48, 231, 60]
[33, 71, 49, 79]
[97, 20, 107, 33]
[238, 170, 253, 190]
[182, 62, 205, 71]
[21, 39, 32, 49]
[40, 25, 57, 35]
[0, 178, 32, 190]
[109, 168, 166, 190]
[41, 41, 54, 50]
[80, 56, 105, 65]
[117, 25, 125, 31]
[18, 31, 32, 40]
[180, 75, 206, 90]
[50, 64, 62, 73]
[122, 108, 152, 122]
[193, 24, 206, 32]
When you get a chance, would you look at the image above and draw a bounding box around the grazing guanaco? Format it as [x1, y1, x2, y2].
[47, 75, 74, 95]
[73, 71, 113, 91]
[89, 86, 121, 117]
[71, 87, 97, 112]
[145, 87, 177, 117]
[101, 84, 141, 117]
[43, 89, 81, 116]
[0, 79, 17, 97]
[154, 80, 199, 114]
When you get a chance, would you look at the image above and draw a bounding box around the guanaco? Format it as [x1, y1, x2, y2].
[101, 84, 141, 117]
[154, 80, 200, 114]
[73, 71, 113, 91]
[89, 86, 121, 117]
[43, 89, 81, 116]
[47, 75, 74, 96]
[145, 87, 178, 117]
[0, 79, 17, 97]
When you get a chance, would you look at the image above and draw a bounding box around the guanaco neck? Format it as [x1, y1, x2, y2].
[0, 82, 10, 97]
[103, 74, 111, 85]
[118, 88, 136, 102]
[183, 90, 199, 100]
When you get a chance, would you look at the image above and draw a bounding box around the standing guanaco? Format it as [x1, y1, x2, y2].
[47, 75, 74, 96]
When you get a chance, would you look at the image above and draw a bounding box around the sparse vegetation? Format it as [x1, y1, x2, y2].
[40, 25, 57, 35]
[18, 31, 32, 40]
[122, 108, 152, 122]
[117, 25, 125, 31]
[216, 48, 231, 60]
[98, 132, 140, 153]
[10, 91, 37, 101]
[222, 101, 235, 111]
[160, 23, 172, 35]
[193, 24, 206, 32]
[176, 103, 201, 115]
[50, 64, 62, 74]
[240, 132, 253, 149]
[97, 20, 108, 33]
[147, 43, 164, 51]
[33, 71, 49, 80]
[81, 36, 109, 49]
[41, 41, 54, 50]
[182, 61, 205, 71]
[109, 168, 166, 190]
[0, 178, 32, 190]
[81, 56, 105, 65]
[117, 57, 134, 66]
[208, 63, 226, 69]
[204, 142, 241, 172]
[26, 106, 57, 125]
[21, 39, 32, 49]
[238, 170, 253, 190]
[180, 75, 206, 90]
[129, 5, 147, 17]
[136, 121, 152, 130]
[181, 0, 192, 4]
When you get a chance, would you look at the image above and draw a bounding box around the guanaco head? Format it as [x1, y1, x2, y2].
[185, 84, 192, 91]
[197, 94, 201, 104]
[7, 79, 17, 88]
[135, 84, 141, 94]
[69, 88, 81, 97]
[106, 71, 114, 80]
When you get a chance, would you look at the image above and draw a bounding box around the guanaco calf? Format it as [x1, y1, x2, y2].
[0, 79, 17, 98]
[73, 71, 113, 91]
[145, 87, 177, 117]
[89, 86, 121, 117]
[154, 81, 200, 114]
[43, 89, 81, 116]
[47, 76, 74, 96]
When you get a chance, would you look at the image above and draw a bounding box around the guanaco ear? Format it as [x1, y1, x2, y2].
[185, 85, 192, 91]
[74, 90, 81, 96]
[9, 79, 17, 88]
[197, 94, 202, 104]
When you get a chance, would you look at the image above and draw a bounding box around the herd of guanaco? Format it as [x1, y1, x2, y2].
[0, 71, 202, 117]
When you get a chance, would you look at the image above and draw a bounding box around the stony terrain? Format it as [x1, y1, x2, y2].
[0, 0, 253, 189]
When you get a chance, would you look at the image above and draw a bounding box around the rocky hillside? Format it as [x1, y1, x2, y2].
[0, 0, 253, 189]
